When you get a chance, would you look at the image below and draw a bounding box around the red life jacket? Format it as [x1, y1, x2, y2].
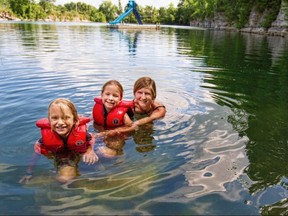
[36, 116, 90, 156]
[92, 97, 134, 129]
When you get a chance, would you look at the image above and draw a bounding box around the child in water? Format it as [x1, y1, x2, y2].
[103, 76, 166, 135]
[92, 80, 133, 157]
[19, 98, 98, 184]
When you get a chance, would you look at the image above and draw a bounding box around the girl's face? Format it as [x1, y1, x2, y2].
[134, 87, 153, 112]
[101, 84, 122, 112]
[48, 103, 75, 138]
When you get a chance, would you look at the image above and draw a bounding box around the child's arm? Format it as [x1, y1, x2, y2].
[106, 106, 166, 136]
[82, 133, 98, 165]
[131, 103, 166, 127]
[103, 113, 134, 136]
[19, 141, 42, 184]
[123, 113, 133, 126]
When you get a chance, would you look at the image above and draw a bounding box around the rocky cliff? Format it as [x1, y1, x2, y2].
[0, 10, 17, 21]
[190, 1, 288, 37]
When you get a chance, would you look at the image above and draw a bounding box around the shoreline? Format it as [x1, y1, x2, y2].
[1, 15, 287, 37]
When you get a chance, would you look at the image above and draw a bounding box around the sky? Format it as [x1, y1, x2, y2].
[55, 0, 180, 9]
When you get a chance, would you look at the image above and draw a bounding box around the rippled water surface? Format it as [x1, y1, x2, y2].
[1, 21, 288, 215]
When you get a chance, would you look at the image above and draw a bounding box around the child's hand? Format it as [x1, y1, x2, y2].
[34, 142, 41, 154]
[82, 150, 98, 165]
[105, 130, 121, 137]
[19, 173, 32, 184]
[93, 132, 104, 138]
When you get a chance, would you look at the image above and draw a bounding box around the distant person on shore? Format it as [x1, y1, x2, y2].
[19, 98, 98, 184]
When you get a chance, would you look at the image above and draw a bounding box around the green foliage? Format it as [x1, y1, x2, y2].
[175, 0, 218, 24]
[39, 0, 56, 14]
[175, 0, 194, 25]
[0, 0, 9, 8]
[140, 5, 158, 24]
[261, 9, 279, 29]
[0, 0, 286, 28]
[236, 3, 252, 29]
[214, 0, 253, 28]
[90, 9, 106, 22]
[2, 0, 108, 22]
[248, 0, 281, 29]
[0, 6, 14, 19]
[175, 0, 283, 29]
[117, 0, 123, 15]
[98, 0, 118, 22]
[9, 0, 29, 18]
[158, 4, 177, 25]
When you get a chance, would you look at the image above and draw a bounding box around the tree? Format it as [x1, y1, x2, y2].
[98, 0, 118, 23]
[90, 8, 106, 22]
[0, 0, 9, 8]
[9, 0, 31, 18]
[159, 3, 177, 24]
[64, 2, 77, 11]
[141, 5, 158, 24]
[176, 0, 195, 25]
[27, 3, 46, 20]
[117, 0, 123, 16]
[39, 0, 56, 14]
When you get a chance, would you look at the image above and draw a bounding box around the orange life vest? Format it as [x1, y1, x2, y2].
[36, 116, 90, 155]
[92, 97, 134, 129]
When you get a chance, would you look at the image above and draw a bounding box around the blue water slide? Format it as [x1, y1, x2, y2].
[133, 10, 142, 24]
[109, 0, 143, 25]
[109, 7, 133, 24]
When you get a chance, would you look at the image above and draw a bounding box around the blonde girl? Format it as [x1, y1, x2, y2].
[20, 98, 98, 184]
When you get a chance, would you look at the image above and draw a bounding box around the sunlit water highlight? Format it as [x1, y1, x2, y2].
[0, 21, 288, 215]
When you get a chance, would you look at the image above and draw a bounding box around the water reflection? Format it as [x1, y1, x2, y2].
[173, 28, 288, 212]
[133, 123, 156, 153]
[110, 29, 140, 56]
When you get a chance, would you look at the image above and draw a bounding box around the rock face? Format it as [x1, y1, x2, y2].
[268, 1, 288, 36]
[0, 10, 18, 21]
[190, 0, 288, 37]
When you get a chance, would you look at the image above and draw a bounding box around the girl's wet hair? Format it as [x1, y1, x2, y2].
[48, 98, 79, 123]
[101, 80, 124, 98]
[133, 77, 156, 99]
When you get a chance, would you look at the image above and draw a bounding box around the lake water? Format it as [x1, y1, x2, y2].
[0, 21, 288, 215]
